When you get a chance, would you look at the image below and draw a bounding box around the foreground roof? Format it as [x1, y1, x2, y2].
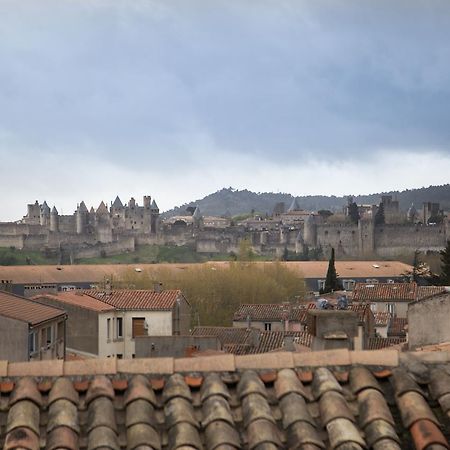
[0, 350, 449, 450]
[0, 291, 65, 326]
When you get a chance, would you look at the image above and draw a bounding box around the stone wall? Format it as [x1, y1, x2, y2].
[408, 293, 450, 349]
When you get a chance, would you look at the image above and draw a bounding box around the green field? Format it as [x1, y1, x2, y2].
[0, 247, 59, 265]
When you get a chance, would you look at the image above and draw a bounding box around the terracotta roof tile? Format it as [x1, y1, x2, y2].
[34, 292, 115, 312]
[416, 285, 447, 301]
[368, 336, 407, 350]
[191, 326, 254, 345]
[84, 289, 183, 310]
[233, 302, 314, 322]
[0, 291, 66, 325]
[388, 317, 408, 337]
[0, 350, 448, 449]
[353, 282, 418, 302]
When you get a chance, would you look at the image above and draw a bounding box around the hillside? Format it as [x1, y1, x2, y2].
[164, 184, 450, 217]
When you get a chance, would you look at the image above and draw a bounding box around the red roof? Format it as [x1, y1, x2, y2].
[388, 317, 408, 337]
[233, 303, 315, 323]
[353, 282, 418, 302]
[0, 291, 65, 325]
[34, 292, 115, 312]
[224, 331, 312, 355]
[368, 336, 407, 350]
[84, 289, 183, 310]
[416, 285, 447, 301]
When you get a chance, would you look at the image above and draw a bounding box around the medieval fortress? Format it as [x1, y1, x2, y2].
[0, 194, 448, 261]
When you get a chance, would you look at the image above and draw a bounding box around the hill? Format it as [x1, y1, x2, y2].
[164, 184, 450, 217]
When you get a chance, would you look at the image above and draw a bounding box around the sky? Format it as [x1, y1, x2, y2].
[1, 0, 450, 220]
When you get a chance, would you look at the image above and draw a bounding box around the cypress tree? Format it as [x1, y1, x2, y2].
[348, 202, 360, 224]
[324, 247, 339, 293]
[440, 240, 450, 285]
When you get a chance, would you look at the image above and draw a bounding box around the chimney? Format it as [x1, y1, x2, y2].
[105, 278, 112, 296]
[153, 282, 163, 293]
[283, 335, 295, 351]
[249, 329, 260, 348]
[246, 314, 251, 329]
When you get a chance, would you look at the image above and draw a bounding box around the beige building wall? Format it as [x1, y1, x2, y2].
[98, 310, 173, 358]
[371, 301, 409, 318]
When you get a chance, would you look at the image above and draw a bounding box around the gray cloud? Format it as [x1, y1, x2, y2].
[1, 0, 450, 220]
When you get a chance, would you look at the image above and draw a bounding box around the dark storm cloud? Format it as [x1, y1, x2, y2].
[0, 0, 449, 168]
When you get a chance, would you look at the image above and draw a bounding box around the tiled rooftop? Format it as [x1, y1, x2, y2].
[388, 317, 408, 337]
[353, 282, 418, 302]
[191, 327, 254, 345]
[233, 303, 314, 322]
[0, 291, 66, 325]
[367, 336, 407, 351]
[84, 289, 183, 310]
[224, 331, 313, 355]
[0, 350, 449, 449]
[34, 292, 115, 312]
[417, 285, 448, 301]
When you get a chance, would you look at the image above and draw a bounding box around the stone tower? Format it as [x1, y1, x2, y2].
[304, 214, 317, 248]
[50, 206, 59, 232]
[150, 199, 160, 233]
[76, 201, 88, 235]
[40, 201, 50, 227]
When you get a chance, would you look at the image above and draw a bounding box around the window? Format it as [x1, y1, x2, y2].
[342, 279, 355, 291]
[318, 280, 325, 291]
[43, 326, 53, 346]
[387, 303, 396, 315]
[370, 303, 377, 312]
[117, 354, 123, 359]
[29, 331, 37, 354]
[132, 317, 146, 338]
[264, 322, 272, 331]
[116, 318, 123, 339]
[107, 318, 111, 340]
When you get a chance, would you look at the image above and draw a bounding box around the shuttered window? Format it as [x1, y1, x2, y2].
[132, 318, 146, 338]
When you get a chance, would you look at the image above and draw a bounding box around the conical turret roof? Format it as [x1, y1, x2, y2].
[287, 198, 301, 212]
[192, 206, 202, 220]
[51, 206, 58, 215]
[407, 203, 417, 220]
[112, 196, 124, 209]
[151, 199, 159, 210]
[78, 201, 88, 213]
[96, 201, 109, 215]
[41, 201, 50, 214]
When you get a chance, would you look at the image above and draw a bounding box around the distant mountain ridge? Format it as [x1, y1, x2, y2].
[163, 184, 450, 217]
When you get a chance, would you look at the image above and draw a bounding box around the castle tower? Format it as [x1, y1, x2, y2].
[40, 201, 50, 227]
[50, 206, 59, 232]
[143, 196, 151, 209]
[407, 203, 417, 223]
[287, 197, 301, 212]
[358, 218, 375, 256]
[76, 201, 88, 234]
[191, 206, 203, 232]
[295, 231, 305, 254]
[304, 214, 317, 247]
[150, 199, 160, 233]
[96, 201, 112, 242]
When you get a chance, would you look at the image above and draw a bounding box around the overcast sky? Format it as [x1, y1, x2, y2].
[1, 0, 450, 220]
